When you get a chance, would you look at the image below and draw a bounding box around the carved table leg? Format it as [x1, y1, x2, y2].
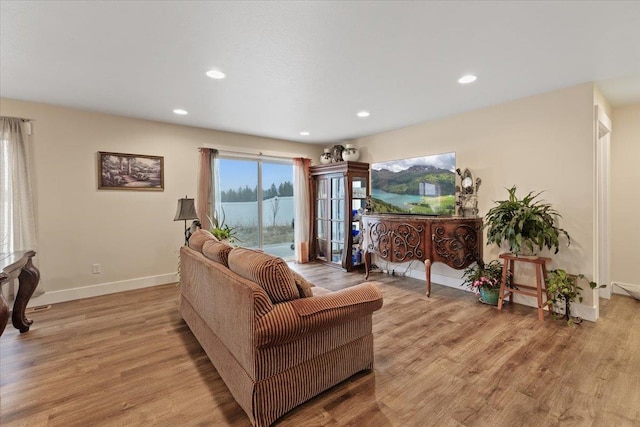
[12, 257, 40, 333]
[424, 259, 432, 297]
[0, 290, 9, 336]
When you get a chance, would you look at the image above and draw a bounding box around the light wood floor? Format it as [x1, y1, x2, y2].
[1, 263, 639, 426]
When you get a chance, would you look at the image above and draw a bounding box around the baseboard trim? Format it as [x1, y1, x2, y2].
[26, 273, 178, 307]
[612, 281, 640, 296]
[570, 303, 598, 322]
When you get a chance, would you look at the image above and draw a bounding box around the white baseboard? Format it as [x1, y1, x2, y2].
[514, 293, 599, 322]
[26, 273, 179, 308]
[405, 269, 464, 289]
[612, 281, 640, 296]
[571, 303, 599, 322]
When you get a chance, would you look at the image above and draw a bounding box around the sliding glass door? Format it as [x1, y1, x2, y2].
[216, 158, 260, 246]
[216, 157, 294, 259]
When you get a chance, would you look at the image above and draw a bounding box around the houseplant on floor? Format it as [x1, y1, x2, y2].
[461, 259, 509, 305]
[546, 269, 605, 325]
[484, 186, 571, 256]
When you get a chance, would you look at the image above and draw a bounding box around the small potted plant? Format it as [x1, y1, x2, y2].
[484, 186, 571, 256]
[208, 208, 239, 243]
[546, 269, 605, 324]
[461, 259, 509, 305]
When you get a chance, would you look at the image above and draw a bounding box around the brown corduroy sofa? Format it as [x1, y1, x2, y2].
[179, 230, 384, 427]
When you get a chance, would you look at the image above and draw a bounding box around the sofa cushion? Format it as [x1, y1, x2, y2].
[202, 239, 233, 267]
[228, 248, 299, 304]
[188, 229, 217, 252]
[290, 270, 314, 298]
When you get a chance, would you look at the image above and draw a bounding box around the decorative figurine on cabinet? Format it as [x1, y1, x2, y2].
[364, 197, 373, 215]
[455, 168, 481, 217]
[330, 144, 345, 162]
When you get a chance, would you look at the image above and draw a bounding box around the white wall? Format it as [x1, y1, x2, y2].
[0, 98, 322, 304]
[353, 83, 599, 316]
[610, 103, 640, 291]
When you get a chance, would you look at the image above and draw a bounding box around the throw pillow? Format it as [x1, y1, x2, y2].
[290, 270, 314, 298]
[188, 229, 217, 252]
[202, 239, 233, 267]
[228, 247, 299, 304]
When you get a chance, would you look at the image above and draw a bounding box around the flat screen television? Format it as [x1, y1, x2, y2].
[370, 152, 456, 216]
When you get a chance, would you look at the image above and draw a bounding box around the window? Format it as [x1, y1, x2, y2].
[216, 157, 294, 259]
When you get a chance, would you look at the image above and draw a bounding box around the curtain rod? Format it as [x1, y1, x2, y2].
[201, 146, 309, 161]
[0, 116, 33, 122]
[218, 150, 291, 161]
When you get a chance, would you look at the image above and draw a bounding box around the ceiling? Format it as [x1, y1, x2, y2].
[1, 1, 639, 144]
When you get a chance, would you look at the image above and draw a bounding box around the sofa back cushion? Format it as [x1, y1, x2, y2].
[188, 229, 217, 252]
[228, 247, 299, 304]
[202, 239, 233, 267]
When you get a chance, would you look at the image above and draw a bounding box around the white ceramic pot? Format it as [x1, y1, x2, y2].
[320, 148, 332, 165]
[343, 144, 360, 161]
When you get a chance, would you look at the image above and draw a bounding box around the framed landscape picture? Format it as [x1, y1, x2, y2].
[98, 151, 164, 191]
[371, 152, 456, 215]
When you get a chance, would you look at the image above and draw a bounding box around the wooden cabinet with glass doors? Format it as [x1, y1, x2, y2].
[310, 161, 369, 271]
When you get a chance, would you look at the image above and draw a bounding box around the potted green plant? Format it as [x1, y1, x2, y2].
[545, 269, 605, 324]
[461, 259, 509, 305]
[484, 186, 570, 256]
[208, 208, 239, 243]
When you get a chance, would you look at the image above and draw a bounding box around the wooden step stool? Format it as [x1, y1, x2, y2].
[497, 253, 551, 321]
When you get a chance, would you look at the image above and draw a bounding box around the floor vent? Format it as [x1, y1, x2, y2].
[26, 305, 52, 313]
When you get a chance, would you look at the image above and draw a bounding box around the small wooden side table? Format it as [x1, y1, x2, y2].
[497, 253, 551, 321]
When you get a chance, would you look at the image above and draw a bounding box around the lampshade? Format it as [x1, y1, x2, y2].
[174, 197, 199, 221]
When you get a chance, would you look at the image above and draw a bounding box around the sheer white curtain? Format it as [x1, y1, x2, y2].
[197, 148, 218, 230]
[0, 117, 36, 254]
[293, 158, 311, 263]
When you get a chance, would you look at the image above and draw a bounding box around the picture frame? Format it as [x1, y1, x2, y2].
[97, 151, 164, 191]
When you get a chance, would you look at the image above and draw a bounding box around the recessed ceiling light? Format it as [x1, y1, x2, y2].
[206, 69, 226, 79]
[357, 111, 370, 118]
[300, 131, 310, 136]
[458, 74, 477, 84]
[173, 109, 188, 115]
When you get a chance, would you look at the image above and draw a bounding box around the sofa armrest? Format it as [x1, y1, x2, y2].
[290, 283, 381, 315]
[255, 282, 383, 348]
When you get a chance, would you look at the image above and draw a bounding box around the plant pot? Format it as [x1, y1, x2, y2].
[479, 287, 500, 305]
[320, 148, 332, 165]
[343, 144, 360, 161]
[514, 245, 539, 259]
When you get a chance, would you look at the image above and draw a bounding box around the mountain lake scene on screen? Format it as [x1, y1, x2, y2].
[371, 152, 456, 215]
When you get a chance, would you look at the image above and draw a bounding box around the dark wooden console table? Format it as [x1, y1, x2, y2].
[362, 215, 483, 296]
[1, 251, 40, 336]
